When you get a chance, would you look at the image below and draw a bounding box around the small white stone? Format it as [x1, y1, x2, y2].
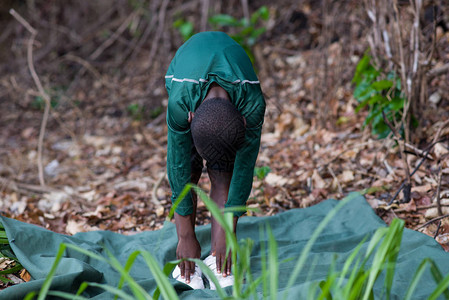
[429, 92, 441, 104]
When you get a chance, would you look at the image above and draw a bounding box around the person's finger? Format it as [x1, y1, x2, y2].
[216, 255, 222, 274]
[226, 254, 232, 276]
[185, 261, 194, 283]
[180, 261, 185, 278]
[221, 255, 227, 277]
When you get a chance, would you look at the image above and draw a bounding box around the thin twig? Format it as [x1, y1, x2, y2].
[200, 0, 210, 32]
[141, 129, 164, 152]
[0, 176, 57, 194]
[427, 63, 449, 79]
[436, 164, 443, 216]
[432, 119, 449, 144]
[394, 204, 449, 213]
[382, 110, 411, 203]
[241, 0, 250, 20]
[10, 9, 50, 187]
[434, 220, 441, 239]
[127, 0, 160, 63]
[318, 141, 374, 168]
[151, 171, 166, 207]
[89, 9, 141, 60]
[404, 142, 435, 160]
[387, 136, 449, 205]
[327, 166, 343, 197]
[416, 214, 449, 231]
[148, 0, 169, 63]
[63, 54, 114, 88]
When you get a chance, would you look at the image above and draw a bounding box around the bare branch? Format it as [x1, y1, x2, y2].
[427, 63, 449, 79]
[89, 9, 141, 60]
[10, 9, 51, 187]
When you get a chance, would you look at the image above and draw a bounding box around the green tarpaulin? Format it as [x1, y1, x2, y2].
[1, 192, 448, 299]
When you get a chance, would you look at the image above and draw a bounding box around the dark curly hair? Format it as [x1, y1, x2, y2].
[191, 97, 246, 170]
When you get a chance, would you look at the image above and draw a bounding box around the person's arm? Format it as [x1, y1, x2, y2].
[167, 128, 202, 282]
[225, 125, 262, 215]
[167, 128, 194, 215]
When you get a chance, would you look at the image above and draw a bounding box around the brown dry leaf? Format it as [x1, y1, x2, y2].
[19, 269, 31, 282]
[274, 111, 294, 137]
[312, 170, 326, 189]
[339, 170, 355, 183]
[412, 184, 433, 194]
[425, 200, 449, 219]
[293, 117, 310, 136]
[434, 143, 449, 158]
[0, 258, 15, 271]
[400, 199, 417, 213]
[6, 274, 24, 285]
[66, 219, 86, 235]
[155, 206, 165, 217]
[265, 173, 289, 187]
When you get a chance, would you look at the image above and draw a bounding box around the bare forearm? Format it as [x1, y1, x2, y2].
[174, 212, 196, 239]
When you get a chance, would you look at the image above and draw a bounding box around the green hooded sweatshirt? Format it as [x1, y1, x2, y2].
[165, 31, 265, 216]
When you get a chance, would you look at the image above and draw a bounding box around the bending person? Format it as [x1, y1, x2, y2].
[165, 31, 266, 289]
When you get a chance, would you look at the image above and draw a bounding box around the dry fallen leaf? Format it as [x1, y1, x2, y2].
[312, 170, 326, 189]
[156, 206, 165, 217]
[412, 184, 433, 194]
[66, 219, 85, 235]
[19, 269, 31, 282]
[425, 200, 449, 219]
[265, 173, 289, 187]
[339, 170, 355, 183]
[434, 143, 449, 158]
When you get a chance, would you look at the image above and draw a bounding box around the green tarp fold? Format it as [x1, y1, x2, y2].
[1, 192, 448, 299]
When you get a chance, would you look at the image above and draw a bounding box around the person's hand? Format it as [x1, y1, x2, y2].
[213, 226, 232, 277]
[176, 235, 201, 283]
[175, 212, 201, 283]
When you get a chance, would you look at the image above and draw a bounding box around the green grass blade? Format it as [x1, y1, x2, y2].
[362, 218, 404, 300]
[104, 249, 150, 300]
[153, 261, 178, 300]
[259, 226, 268, 299]
[166, 184, 192, 220]
[318, 275, 336, 300]
[0, 263, 23, 275]
[24, 291, 37, 300]
[0, 275, 13, 284]
[64, 243, 108, 263]
[317, 256, 338, 300]
[37, 243, 67, 300]
[87, 282, 136, 300]
[342, 257, 364, 298]
[192, 258, 227, 298]
[404, 258, 431, 300]
[116, 250, 141, 295]
[192, 185, 233, 234]
[429, 273, 449, 300]
[283, 193, 357, 300]
[47, 290, 89, 299]
[76, 282, 90, 296]
[238, 238, 256, 298]
[429, 260, 449, 299]
[140, 251, 178, 300]
[383, 219, 404, 298]
[0, 231, 7, 239]
[337, 237, 366, 287]
[267, 225, 278, 300]
[348, 272, 369, 300]
[364, 228, 387, 259]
